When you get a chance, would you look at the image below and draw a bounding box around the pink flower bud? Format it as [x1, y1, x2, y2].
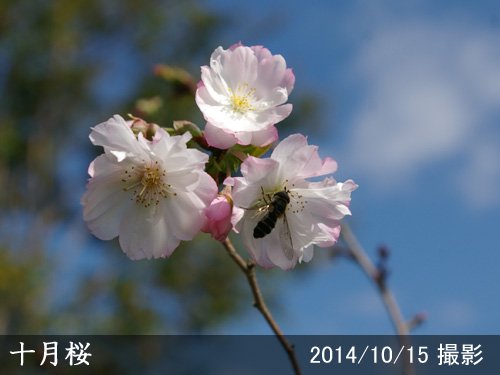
[202, 194, 233, 242]
[129, 117, 159, 141]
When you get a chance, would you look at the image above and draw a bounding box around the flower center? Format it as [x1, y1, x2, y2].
[257, 182, 307, 215]
[229, 83, 256, 114]
[122, 161, 174, 208]
[281, 181, 307, 215]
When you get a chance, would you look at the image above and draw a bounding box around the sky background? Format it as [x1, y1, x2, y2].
[202, 0, 500, 334]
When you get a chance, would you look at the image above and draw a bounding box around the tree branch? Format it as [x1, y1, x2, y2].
[222, 237, 302, 375]
[341, 224, 409, 334]
[340, 223, 415, 375]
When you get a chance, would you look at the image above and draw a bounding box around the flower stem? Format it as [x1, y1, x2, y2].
[222, 237, 302, 375]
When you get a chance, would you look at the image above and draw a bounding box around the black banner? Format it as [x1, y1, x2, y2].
[1, 335, 497, 374]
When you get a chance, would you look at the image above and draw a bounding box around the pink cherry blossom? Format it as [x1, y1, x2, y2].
[81, 115, 217, 259]
[196, 43, 295, 149]
[226, 134, 357, 270]
[201, 194, 233, 242]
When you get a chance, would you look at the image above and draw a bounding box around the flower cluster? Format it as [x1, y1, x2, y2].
[82, 43, 357, 270]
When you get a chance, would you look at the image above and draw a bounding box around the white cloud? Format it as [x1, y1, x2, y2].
[434, 299, 478, 332]
[343, 20, 500, 207]
[458, 138, 500, 208]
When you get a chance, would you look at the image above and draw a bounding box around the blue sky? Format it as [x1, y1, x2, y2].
[204, 0, 500, 334]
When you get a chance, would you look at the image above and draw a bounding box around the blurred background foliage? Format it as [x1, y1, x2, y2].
[0, 0, 321, 333]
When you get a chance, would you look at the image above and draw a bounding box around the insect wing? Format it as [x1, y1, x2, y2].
[247, 202, 271, 221]
[279, 213, 295, 260]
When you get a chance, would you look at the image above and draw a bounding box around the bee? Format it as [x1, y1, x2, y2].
[251, 188, 295, 260]
[253, 191, 290, 238]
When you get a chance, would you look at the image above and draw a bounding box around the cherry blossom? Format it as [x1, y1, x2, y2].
[226, 134, 357, 270]
[196, 43, 295, 149]
[81, 115, 217, 259]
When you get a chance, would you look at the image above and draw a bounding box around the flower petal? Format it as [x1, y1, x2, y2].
[118, 204, 179, 259]
[249, 125, 278, 147]
[90, 115, 145, 158]
[222, 45, 258, 89]
[164, 192, 206, 240]
[240, 156, 278, 183]
[281, 68, 295, 95]
[239, 213, 276, 268]
[82, 156, 133, 238]
[271, 133, 337, 180]
[204, 122, 238, 149]
[271, 133, 308, 161]
[300, 245, 314, 263]
[250, 104, 291, 126]
[198, 65, 230, 103]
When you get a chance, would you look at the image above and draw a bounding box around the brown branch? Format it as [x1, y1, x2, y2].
[340, 223, 415, 375]
[222, 237, 302, 375]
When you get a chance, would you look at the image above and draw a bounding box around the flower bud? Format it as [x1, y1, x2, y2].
[202, 193, 233, 242]
[129, 117, 159, 141]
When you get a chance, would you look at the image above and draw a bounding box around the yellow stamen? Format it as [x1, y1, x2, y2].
[122, 161, 173, 208]
[229, 83, 255, 114]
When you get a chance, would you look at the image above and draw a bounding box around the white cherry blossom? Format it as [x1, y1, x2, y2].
[226, 134, 357, 270]
[81, 115, 217, 259]
[196, 43, 295, 149]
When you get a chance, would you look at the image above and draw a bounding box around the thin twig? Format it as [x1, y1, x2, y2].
[222, 237, 302, 375]
[341, 224, 415, 375]
[341, 224, 408, 334]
